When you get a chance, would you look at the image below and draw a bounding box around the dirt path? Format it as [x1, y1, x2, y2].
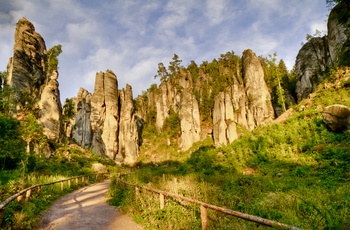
[37, 181, 143, 230]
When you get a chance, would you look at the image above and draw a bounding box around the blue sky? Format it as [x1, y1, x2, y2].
[0, 0, 329, 101]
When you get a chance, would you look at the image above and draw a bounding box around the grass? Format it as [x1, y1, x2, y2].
[109, 72, 350, 229]
[0, 143, 118, 229]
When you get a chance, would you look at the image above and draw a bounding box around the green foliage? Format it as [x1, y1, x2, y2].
[46, 44, 62, 74]
[0, 114, 25, 170]
[162, 108, 180, 138]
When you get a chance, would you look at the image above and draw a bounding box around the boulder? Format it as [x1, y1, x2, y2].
[322, 104, 350, 132]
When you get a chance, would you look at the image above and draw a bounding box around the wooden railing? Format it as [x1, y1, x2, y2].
[117, 177, 302, 230]
[0, 173, 109, 224]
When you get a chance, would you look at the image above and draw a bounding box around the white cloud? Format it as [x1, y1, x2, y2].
[205, 0, 227, 25]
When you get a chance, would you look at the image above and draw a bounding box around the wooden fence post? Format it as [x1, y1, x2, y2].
[76, 177, 79, 185]
[60, 182, 64, 191]
[82, 177, 85, 184]
[37, 185, 41, 193]
[68, 179, 71, 188]
[25, 189, 31, 202]
[201, 205, 208, 230]
[135, 187, 139, 201]
[17, 195, 23, 202]
[160, 193, 165, 209]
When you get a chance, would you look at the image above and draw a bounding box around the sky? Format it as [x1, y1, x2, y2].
[0, 0, 329, 101]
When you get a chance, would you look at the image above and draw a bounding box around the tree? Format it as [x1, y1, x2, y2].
[154, 62, 169, 82]
[62, 98, 76, 133]
[20, 113, 45, 153]
[46, 44, 62, 74]
[168, 53, 182, 77]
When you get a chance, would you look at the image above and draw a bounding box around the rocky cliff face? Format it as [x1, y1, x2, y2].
[68, 71, 142, 164]
[6, 17, 63, 142]
[90, 70, 119, 159]
[295, 1, 350, 101]
[213, 50, 274, 145]
[137, 49, 273, 148]
[295, 37, 331, 101]
[71, 88, 92, 148]
[37, 71, 62, 141]
[328, 2, 350, 66]
[6, 17, 47, 100]
[118, 84, 142, 164]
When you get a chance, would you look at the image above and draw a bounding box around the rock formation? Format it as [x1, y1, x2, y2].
[213, 49, 274, 146]
[68, 71, 143, 164]
[71, 88, 92, 148]
[322, 104, 350, 132]
[295, 37, 331, 101]
[328, 1, 350, 66]
[90, 70, 119, 159]
[6, 17, 47, 100]
[295, 1, 350, 101]
[118, 84, 141, 164]
[6, 17, 63, 143]
[37, 71, 62, 141]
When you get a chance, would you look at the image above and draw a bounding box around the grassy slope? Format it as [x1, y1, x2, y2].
[110, 74, 350, 229]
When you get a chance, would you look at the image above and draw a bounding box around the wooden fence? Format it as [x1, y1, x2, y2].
[117, 178, 302, 230]
[0, 173, 109, 224]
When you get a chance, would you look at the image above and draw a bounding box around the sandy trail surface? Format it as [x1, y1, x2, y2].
[37, 181, 143, 230]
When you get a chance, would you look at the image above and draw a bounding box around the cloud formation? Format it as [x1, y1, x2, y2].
[0, 0, 329, 101]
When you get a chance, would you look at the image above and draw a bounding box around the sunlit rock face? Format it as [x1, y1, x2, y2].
[213, 49, 274, 146]
[90, 70, 119, 159]
[6, 17, 63, 142]
[37, 71, 62, 141]
[118, 84, 142, 164]
[6, 17, 47, 100]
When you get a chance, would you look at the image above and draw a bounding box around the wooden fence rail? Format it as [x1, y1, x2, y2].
[117, 178, 302, 230]
[0, 173, 109, 223]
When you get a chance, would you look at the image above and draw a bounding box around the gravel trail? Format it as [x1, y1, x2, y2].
[37, 181, 143, 230]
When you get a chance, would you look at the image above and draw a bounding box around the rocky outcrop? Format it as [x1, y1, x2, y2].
[90, 70, 119, 159]
[6, 17, 47, 100]
[178, 76, 201, 150]
[295, 1, 350, 101]
[118, 85, 142, 164]
[295, 37, 331, 101]
[37, 71, 62, 141]
[242, 49, 274, 127]
[213, 50, 274, 146]
[322, 104, 350, 132]
[71, 88, 92, 148]
[328, 1, 350, 65]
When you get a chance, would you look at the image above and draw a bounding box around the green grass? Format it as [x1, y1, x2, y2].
[109, 75, 350, 229]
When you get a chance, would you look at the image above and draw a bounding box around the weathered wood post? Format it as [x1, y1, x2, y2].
[17, 195, 23, 202]
[37, 185, 41, 193]
[25, 189, 32, 202]
[135, 186, 139, 201]
[68, 179, 71, 188]
[82, 176, 85, 184]
[60, 181, 64, 191]
[160, 193, 165, 209]
[200, 205, 208, 230]
[76, 177, 79, 185]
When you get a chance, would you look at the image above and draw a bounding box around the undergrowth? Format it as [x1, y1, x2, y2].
[109, 84, 350, 229]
